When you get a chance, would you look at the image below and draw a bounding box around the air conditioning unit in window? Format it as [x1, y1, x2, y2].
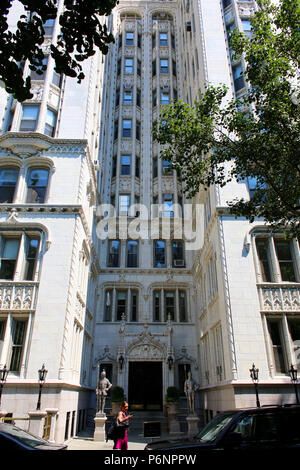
[174, 259, 184, 267]
[186, 21, 192, 32]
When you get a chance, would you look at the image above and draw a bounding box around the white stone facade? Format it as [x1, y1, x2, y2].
[0, 0, 299, 443]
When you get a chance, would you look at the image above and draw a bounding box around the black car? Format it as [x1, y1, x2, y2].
[0, 422, 68, 450]
[144, 405, 300, 451]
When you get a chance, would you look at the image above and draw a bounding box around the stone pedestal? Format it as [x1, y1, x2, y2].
[93, 412, 107, 442]
[186, 415, 199, 438]
[45, 408, 59, 442]
[28, 411, 47, 438]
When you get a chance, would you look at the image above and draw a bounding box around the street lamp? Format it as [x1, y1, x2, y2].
[36, 364, 48, 411]
[0, 365, 9, 409]
[118, 355, 124, 371]
[167, 356, 174, 370]
[249, 363, 260, 408]
[288, 364, 299, 405]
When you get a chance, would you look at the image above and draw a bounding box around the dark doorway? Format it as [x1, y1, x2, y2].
[128, 362, 162, 411]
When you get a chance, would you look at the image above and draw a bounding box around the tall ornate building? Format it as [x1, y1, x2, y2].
[0, 0, 299, 443]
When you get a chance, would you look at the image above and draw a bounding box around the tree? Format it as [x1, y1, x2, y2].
[0, 0, 119, 102]
[153, 0, 300, 237]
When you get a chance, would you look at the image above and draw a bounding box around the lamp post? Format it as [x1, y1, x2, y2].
[36, 364, 48, 411]
[0, 365, 9, 409]
[118, 355, 124, 371]
[288, 364, 299, 405]
[167, 355, 174, 370]
[249, 363, 260, 408]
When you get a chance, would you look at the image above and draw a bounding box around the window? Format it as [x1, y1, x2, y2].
[152, 60, 156, 77]
[52, 70, 63, 88]
[162, 193, 174, 217]
[160, 32, 168, 46]
[20, 105, 39, 132]
[0, 168, 19, 203]
[26, 168, 49, 203]
[152, 89, 157, 107]
[266, 316, 300, 375]
[44, 108, 57, 137]
[9, 319, 27, 372]
[107, 240, 120, 267]
[153, 291, 161, 322]
[125, 32, 134, 45]
[104, 289, 113, 321]
[137, 60, 141, 76]
[160, 89, 170, 105]
[242, 19, 252, 38]
[0, 238, 20, 280]
[172, 60, 177, 77]
[131, 291, 138, 321]
[122, 119, 132, 137]
[274, 240, 296, 282]
[43, 19, 55, 36]
[124, 89, 133, 104]
[0, 233, 41, 281]
[160, 59, 169, 74]
[162, 160, 172, 175]
[116, 89, 120, 107]
[121, 155, 131, 175]
[136, 89, 141, 107]
[152, 35, 156, 48]
[222, 0, 231, 7]
[232, 64, 245, 92]
[288, 319, 300, 370]
[267, 319, 286, 374]
[127, 240, 138, 267]
[125, 58, 134, 74]
[116, 291, 127, 321]
[136, 121, 141, 141]
[179, 290, 187, 322]
[172, 240, 185, 267]
[154, 240, 166, 268]
[138, 34, 142, 48]
[135, 157, 140, 178]
[119, 194, 130, 215]
[255, 236, 298, 283]
[165, 291, 175, 321]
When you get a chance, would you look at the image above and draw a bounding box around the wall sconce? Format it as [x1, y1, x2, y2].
[118, 355, 124, 370]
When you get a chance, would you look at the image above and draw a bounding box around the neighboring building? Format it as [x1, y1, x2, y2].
[0, 0, 299, 443]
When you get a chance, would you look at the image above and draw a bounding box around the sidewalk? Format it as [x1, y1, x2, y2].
[66, 428, 168, 451]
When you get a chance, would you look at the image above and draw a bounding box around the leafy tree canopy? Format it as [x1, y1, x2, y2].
[0, 0, 118, 102]
[153, 0, 300, 237]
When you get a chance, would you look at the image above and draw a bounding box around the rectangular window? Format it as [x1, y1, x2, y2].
[0, 168, 19, 203]
[153, 291, 161, 322]
[131, 291, 138, 322]
[232, 64, 245, 92]
[242, 19, 252, 38]
[160, 89, 170, 105]
[20, 105, 39, 132]
[268, 319, 286, 374]
[256, 239, 272, 282]
[135, 157, 140, 178]
[274, 240, 296, 282]
[119, 194, 130, 215]
[26, 168, 49, 203]
[107, 240, 120, 267]
[162, 160, 172, 175]
[165, 291, 175, 321]
[154, 240, 166, 268]
[136, 89, 141, 107]
[52, 70, 63, 88]
[0, 319, 6, 358]
[9, 319, 27, 372]
[163, 193, 174, 217]
[172, 240, 185, 267]
[125, 58, 134, 74]
[123, 90, 133, 104]
[116, 291, 127, 321]
[104, 289, 113, 321]
[179, 291, 187, 322]
[136, 121, 141, 141]
[122, 119, 132, 137]
[31, 56, 48, 81]
[152, 60, 156, 77]
[127, 240, 138, 267]
[24, 236, 40, 280]
[121, 155, 131, 175]
[43, 19, 55, 36]
[0, 238, 20, 280]
[152, 89, 157, 107]
[44, 108, 57, 137]
[153, 158, 158, 178]
[125, 32, 134, 45]
[137, 60, 141, 76]
[160, 59, 169, 74]
[159, 32, 168, 46]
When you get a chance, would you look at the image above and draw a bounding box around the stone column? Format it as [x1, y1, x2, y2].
[186, 415, 199, 438]
[28, 411, 47, 438]
[94, 412, 107, 442]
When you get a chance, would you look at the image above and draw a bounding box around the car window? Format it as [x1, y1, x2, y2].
[1, 425, 47, 448]
[0, 433, 26, 449]
[196, 412, 236, 442]
[233, 413, 280, 441]
[281, 411, 300, 441]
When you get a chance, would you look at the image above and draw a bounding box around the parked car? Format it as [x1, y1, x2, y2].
[0, 422, 67, 450]
[144, 405, 300, 451]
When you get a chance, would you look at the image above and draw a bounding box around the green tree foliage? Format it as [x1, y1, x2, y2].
[153, 0, 300, 237]
[0, 0, 118, 102]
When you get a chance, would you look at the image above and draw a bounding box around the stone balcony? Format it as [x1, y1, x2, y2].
[0, 282, 39, 311]
[257, 284, 300, 312]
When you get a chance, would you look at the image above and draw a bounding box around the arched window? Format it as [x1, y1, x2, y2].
[0, 167, 19, 203]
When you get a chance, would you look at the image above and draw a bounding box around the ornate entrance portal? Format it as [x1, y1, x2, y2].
[128, 362, 163, 411]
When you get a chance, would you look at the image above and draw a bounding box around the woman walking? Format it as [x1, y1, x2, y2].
[113, 401, 133, 450]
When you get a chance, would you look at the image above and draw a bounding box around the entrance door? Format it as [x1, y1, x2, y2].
[128, 362, 162, 411]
